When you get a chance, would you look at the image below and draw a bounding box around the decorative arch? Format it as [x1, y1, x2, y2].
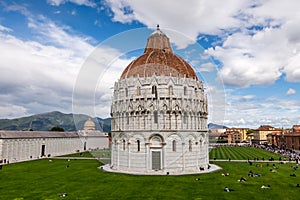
[154, 110, 158, 124]
[149, 134, 165, 148]
[117, 133, 129, 141]
[166, 132, 184, 141]
[152, 85, 158, 99]
[168, 85, 173, 96]
[136, 86, 141, 96]
[130, 133, 146, 152]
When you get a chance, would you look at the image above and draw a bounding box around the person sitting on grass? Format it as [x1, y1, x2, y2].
[59, 193, 68, 197]
[238, 177, 246, 182]
[261, 185, 271, 189]
[248, 170, 253, 176]
[296, 184, 300, 187]
[290, 173, 296, 177]
[255, 173, 262, 177]
[224, 187, 233, 192]
[222, 173, 230, 177]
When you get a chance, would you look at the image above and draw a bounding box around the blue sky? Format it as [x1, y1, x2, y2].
[0, 0, 299, 129]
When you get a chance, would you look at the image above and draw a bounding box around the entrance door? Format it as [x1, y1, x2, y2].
[41, 145, 45, 157]
[84, 142, 87, 151]
[152, 151, 161, 170]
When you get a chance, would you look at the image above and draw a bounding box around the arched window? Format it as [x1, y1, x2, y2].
[122, 139, 126, 150]
[184, 86, 187, 96]
[125, 88, 128, 97]
[136, 86, 141, 96]
[183, 112, 187, 124]
[172, 140, 176, 152]
[189, 140, 192, 152]
[168, 86, 173, 96]
[154, 110, 158, 124]
[152, 85, 158, 99]
[137, 140, 140, 152]
[126, 113, 129, 125]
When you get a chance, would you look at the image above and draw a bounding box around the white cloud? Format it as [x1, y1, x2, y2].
[286, 88, 296, 96]
[207, 1, 300, 87]
[0, 25, 12, 32]
[222, 90, 300, 128]
[47, 0, 96, 7]
[0, 12, 113, 118]
[206, 26, 290, 87]
[0, 104, 28, 119]
[71, 9, 77, 15]
[27, 15, 95, 58]
[72, 46, 133, 118]
[104, 0, 247, 48]
[197, 62, 215, 72]
[104, 0, 300, 87]
[0, 20, 134, 119]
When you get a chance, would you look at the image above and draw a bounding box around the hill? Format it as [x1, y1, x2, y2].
[0, 112, 224, 132]
[0, 111, 111, 132]
[208, 123, 227, 129]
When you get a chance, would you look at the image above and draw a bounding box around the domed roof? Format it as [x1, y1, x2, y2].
[83, 118, 96, 131]
[120, 25, 198, 80]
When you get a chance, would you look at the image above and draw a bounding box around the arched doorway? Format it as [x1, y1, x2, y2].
[149, 134, 164, 170]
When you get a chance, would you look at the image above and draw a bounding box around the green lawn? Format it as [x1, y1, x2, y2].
[60, 149, 111, 159]
[0, 148, 299, 200]
[58, 151, 94, 157]
[209, 146, 287, 160]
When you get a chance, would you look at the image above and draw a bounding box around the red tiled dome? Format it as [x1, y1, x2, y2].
[120, 26, 198, 80]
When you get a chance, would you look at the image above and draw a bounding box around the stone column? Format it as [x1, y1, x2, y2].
[182, 142, 185, 171]
[128, 141, 131, 169]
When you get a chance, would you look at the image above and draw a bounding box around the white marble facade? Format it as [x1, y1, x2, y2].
[0, 131, 83, 163]
[0, 119, 109, 164]
[110, 27, 209, 175]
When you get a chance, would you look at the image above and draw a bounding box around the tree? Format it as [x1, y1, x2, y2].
[50, 126, 65, 132]
[246, 129, 254, 135]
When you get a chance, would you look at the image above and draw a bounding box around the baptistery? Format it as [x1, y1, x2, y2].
[109, 26, 209, 174]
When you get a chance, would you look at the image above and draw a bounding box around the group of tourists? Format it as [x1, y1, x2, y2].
[255, 144, 300, 162]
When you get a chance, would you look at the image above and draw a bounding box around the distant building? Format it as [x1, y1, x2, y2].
[252, 125, 282, 144]
[209, 129, 226, 143]
[216, 132, 229, 143]
[79, 118, 109, 151]
[109, 26, 209, 175]
[0, 118, 109, 164]
[226, 128, 249, 142]
[210, 127, 249, 144]
[269, 125, 300, 151]
[227, 131, 242, 144]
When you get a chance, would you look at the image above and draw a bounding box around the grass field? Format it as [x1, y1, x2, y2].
[0, 147, 299, 200]
[58, 151, 93, 157]
[209, 146, 287, 160]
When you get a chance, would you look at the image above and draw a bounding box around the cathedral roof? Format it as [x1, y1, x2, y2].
[120, 25, 198, 80]
[0, 131, 79, 138]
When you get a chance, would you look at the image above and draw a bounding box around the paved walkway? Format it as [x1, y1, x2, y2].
[210, 159, 296, 163]
[101, 164, 222, 175]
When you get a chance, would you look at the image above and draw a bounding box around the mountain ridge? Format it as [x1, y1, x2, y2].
[0, 111, 226, 132]
[0, 111, 111, 132]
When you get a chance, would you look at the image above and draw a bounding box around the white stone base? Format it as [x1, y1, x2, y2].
[100, 164, 221, 175]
